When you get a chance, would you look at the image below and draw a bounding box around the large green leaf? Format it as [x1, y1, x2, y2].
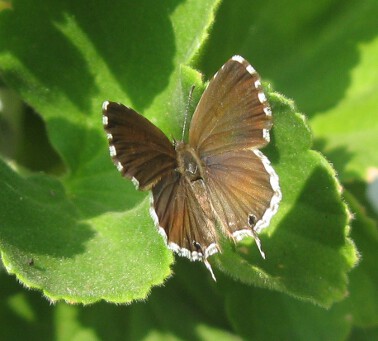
[0, 0, 220, 303]
[0, 160, 172, 303]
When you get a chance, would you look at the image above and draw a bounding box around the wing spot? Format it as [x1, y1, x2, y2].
[254, 79, 261, 88]
[102, 115, 108, 126]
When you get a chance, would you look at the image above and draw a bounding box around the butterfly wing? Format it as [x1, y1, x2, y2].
[189, 55, 272, 158]
[189, 56, 281, 246]
[204, 149, 281, 240]
[102, 101, 177, 190]
[151, 170, 219, 278]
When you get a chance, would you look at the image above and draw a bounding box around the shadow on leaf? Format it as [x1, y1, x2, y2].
[0, 160, 94, 261]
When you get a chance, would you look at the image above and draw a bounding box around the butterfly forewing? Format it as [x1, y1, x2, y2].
[189, 56, 272, 157]
[102, 101, 177, 190]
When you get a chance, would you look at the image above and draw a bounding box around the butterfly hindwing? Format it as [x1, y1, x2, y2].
[151, 170, 219, 260]
[203, 149, 281, 240]
[102, 101, 177, 190]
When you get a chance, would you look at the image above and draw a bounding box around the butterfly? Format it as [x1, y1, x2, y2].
[102, 55, 282, 280]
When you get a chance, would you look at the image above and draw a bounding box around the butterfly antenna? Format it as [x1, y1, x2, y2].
[181, 85, 195, 141]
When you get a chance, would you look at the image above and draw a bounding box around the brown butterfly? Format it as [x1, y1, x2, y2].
[102, 56, 281, 280]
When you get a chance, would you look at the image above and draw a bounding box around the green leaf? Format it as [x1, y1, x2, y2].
[0, 160, 172, 303]
[0, 0, 220, 303]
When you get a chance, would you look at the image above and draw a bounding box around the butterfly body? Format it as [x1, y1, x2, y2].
[103, 56, 282, 280]
[175, 141, 204, 182]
